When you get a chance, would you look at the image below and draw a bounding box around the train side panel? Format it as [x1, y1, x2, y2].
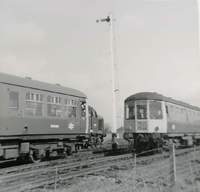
[166, 102, 200, 134]
[0, 84, 87, 137]
[0, 82, 87, 161]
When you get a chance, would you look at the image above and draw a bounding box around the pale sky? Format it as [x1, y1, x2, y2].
[0, 0, 199, 127]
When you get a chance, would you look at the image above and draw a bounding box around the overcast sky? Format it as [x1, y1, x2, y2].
[0, 0, 199, 127]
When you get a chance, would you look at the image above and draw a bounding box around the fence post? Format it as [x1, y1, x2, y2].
[188, 148, 198, 192]
[54, 166, 58, 192]
[193, 145, 199, 192]
[134, 153, 137, 191]
[158, 178, 163, 192]
[142, 178, 148, 192]
[189, 159, 196, 192]
[193, 145, 196, 161]
[169, 143, 176, 189]
[43, 184, 48, 192]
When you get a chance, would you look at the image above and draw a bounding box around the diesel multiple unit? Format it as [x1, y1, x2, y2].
[124, 92, 200, 152]
[0, 73, 104, 162]
[3, 72, 199, 161]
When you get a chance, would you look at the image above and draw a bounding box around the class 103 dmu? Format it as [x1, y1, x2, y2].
[0, 72, 105, 163]
[123, 92, 200, 153]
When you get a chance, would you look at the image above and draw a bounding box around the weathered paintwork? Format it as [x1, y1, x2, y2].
[0, 72, 106, 160]
[0, 73, 87, 138]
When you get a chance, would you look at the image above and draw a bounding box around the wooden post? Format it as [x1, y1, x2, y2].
[169, 143, 176, 187]
[134, 153, 137, 191]
[193, 145, 199, 192]
[193, 145, 196, 161]
[143, 178, 148, 192]
[188, 150, 198, 192]
[54, 166, 58, 192]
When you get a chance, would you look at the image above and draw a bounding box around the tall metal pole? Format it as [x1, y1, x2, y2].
[97, 14, 119, 133]
[197, 0, 200, 51]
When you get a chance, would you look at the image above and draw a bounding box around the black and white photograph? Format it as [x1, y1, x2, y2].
[0, 0, 200, 191]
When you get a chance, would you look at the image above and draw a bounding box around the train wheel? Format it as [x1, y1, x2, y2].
[17, 154, 30, 163]
[63, 146, 72, 156]
[29, 149, 42, 163]
[67, 146, 72, 155]
[45, 150, 50, 160]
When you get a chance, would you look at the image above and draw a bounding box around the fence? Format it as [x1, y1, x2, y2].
[1, 145, 200, 192]
[132, 144, 200, 192]
[42, 145, 200, 192]
[45, 145, 200, 192]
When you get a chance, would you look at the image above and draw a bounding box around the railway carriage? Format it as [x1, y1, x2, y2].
[124, 92, 200, 152]
[0, 72, 104, 162]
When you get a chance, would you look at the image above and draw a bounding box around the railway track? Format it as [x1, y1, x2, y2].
[0, 150, 172, 191]
[0, 150, 103, 175]
[0, 153, 133, 192]
[0, 146, 199, 192]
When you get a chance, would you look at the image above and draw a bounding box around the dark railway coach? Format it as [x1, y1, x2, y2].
[124, 92, 200, 152]
[0, 72, 90, 162]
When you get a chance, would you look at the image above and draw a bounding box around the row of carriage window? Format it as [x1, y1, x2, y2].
[25, 92, 79, 106]
[126, 100, 200, 121]
[8, 91, 83, 118]
[166, 104, 200, 122]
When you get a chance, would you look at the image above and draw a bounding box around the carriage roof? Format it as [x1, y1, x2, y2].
[0, 72, 86, 98]
[125, 92, 200, 111]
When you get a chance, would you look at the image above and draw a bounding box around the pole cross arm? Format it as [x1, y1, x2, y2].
[96, 16, 111, 23]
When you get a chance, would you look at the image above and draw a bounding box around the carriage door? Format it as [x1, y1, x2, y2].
[135, 100, 148, 132]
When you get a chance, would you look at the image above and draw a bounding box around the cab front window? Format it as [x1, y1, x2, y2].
[125, 103, 135, 120]
[149, 100, 163, 119]
[137, 104, 147, 119]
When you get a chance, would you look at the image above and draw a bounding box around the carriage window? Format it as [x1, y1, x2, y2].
[125, 103, 135, 120]
[47, 95, 62, 117]
[66, 106, 76, 118]
[129, 106, 135, 119]
[81, 101, 86, 117]
[137, 104, 147, 119]
[47, 104, 62, 117]
[25, 92, 43, 116]
[149, 101, 163, 119]
[25, 102, 43, 116]
[125, 104, 129, 119]
[8, 91, 19, 111]
[63, 106, 77, 118]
